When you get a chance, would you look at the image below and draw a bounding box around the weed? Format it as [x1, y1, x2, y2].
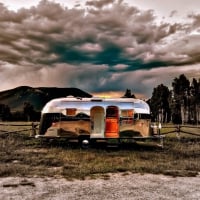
[0, 123, 199, 179]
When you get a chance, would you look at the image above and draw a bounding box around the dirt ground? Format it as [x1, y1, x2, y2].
[1, 173, 200, 200]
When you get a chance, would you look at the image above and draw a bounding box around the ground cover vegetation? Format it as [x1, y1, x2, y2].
[0, 124, 199, 180]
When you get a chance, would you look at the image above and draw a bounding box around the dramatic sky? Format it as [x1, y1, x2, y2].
[0, 0, 200, 98]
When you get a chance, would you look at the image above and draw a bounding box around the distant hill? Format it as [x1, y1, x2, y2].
[0, 86, 92, 112]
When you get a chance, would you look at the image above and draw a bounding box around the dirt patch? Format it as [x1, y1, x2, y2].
[1, 173, 200, 200]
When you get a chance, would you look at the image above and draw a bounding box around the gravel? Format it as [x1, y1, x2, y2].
[1, 173, 200, 200]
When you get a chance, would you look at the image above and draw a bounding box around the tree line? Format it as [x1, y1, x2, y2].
[149, 74, 200, 124]
[0, 102, 40, 121]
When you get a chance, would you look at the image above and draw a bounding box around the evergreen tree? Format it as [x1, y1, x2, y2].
[122, 89, 136, 98]
[172, 74, 190, 96]
[0, 104, 11, 121]
[171, 74, 190, 123]
[190, 78, 200, 123]
[150, 84, 170, 122]
[23, 102, 35, 121]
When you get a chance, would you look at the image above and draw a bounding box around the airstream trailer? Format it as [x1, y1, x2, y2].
[37, 97, 163, 147]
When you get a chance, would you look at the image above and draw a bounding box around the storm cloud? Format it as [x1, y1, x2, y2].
[0, 0, 200, 97]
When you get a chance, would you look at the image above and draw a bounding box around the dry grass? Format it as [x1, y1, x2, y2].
[0, 122, 199, 180]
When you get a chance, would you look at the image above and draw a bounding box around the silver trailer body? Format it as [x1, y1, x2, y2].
[37, 97, 163, 146]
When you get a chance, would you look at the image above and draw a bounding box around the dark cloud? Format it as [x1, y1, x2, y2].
[188, 13, 200, 31]
[169, 10, 177, 18]
[0, 0, 200, 97]
[86, 0, 115, 9]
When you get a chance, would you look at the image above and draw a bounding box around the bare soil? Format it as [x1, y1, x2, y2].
[1, 172, 200, 200]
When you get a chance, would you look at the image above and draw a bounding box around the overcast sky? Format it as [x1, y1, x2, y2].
[0, 0, 200, 98]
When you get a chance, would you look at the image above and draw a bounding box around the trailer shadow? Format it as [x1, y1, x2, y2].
[37, 138, 163, 152]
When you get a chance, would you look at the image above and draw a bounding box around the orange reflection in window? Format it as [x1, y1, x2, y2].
[121, 109, 134, 117]
[66, 108, 76, 116]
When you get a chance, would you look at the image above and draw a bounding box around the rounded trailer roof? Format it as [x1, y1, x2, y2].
[42, 97, 150, 114]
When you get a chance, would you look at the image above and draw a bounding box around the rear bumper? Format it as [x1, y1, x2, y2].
[35, 134, 164, 141]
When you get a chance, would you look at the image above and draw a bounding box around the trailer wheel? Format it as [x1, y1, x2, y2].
[79, 136, 90, 149]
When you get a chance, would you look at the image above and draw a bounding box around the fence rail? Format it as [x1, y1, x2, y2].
[1, 122, 200, 138]
[160, 124, 200, 137]
[0, 122, 39, 136]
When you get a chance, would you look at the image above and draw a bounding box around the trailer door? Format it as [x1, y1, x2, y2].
[105, 106, 119, 138]
[90, 106, 105, 138]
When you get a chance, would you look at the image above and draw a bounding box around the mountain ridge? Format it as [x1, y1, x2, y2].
[0, 86, 92, 111]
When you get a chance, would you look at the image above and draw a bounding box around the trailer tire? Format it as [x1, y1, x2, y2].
[78, 136, 90, 149]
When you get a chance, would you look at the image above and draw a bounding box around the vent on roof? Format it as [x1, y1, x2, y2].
[91, 98, 102, 102]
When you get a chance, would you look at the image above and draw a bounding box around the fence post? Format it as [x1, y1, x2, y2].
[30, 122, 36, 137]
[176, 124, 181, 139]
[158, 122, 162, 135]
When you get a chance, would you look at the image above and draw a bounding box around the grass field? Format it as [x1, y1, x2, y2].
[0, 122, 199, 180]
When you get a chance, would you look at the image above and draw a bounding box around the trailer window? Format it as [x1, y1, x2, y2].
[66, 108, 76, 116]
[121, 109, 134, 117]
[106, 106, 118, 118]
[134, 113, 150, 119]
[140, 114, 151, 119]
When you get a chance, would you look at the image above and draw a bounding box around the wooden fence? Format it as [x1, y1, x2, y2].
[1, 122, 200, 138]
[0, 122, 39, 136]
[159, 124, 200, 137]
